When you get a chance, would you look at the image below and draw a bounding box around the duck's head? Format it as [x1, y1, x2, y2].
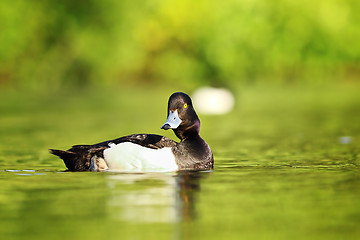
[161, 92, 200, 140]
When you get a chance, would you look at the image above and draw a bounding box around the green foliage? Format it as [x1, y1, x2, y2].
[1, 0, 359, 89]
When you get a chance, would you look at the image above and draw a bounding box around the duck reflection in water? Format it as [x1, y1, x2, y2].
[107, 170, 210, 223]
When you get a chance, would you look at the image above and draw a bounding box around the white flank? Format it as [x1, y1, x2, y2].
[103, 142, 178, 172]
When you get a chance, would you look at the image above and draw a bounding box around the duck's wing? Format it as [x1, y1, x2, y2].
[50, 134, 177, 171]
[95, 134, 177, 149]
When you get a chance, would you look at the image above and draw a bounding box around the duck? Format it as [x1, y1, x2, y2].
[50, 92, 214, 172]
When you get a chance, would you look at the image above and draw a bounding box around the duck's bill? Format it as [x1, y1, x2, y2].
[161, 110, 182, 130]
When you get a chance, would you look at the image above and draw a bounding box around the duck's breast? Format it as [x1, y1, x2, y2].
[103, 142, 178, 172]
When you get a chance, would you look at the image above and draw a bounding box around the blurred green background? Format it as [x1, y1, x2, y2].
[1, 0, 359, 90]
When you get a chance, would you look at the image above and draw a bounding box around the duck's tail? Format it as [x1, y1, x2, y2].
[50, 146, 93, 171]
[49, 149, 80, 171]
[50, 145, 108, 171]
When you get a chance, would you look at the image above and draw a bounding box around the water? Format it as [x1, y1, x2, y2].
[1, 165, 359, 239]
[1, 85, 360, 239]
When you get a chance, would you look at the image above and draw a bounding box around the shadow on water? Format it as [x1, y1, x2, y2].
[106, 170, 210, 223]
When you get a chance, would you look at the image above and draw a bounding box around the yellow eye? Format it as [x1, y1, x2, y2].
[184, 103, 188, 109]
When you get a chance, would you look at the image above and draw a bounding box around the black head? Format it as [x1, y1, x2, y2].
[161, 92, 200, 140]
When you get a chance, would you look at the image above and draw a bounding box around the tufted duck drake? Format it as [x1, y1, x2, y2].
[50, 92, 214, 172]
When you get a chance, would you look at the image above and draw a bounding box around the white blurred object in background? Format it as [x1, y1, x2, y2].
[192, 87, 235, 115]
[338, 136, 352, 144]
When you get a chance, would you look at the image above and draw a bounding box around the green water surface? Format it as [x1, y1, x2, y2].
[1, 85, 360, 240]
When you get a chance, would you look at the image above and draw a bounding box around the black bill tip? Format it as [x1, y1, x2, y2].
[161, 123, 171, 130]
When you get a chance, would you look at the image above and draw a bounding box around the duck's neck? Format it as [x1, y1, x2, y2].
[173, 120, 200, 141]
[180, 133, 202, 144]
